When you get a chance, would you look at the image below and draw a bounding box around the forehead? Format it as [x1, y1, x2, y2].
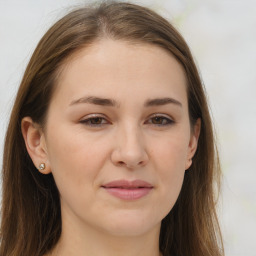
[53, 39, 188, 106]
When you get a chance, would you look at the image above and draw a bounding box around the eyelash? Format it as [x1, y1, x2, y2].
[146, 115, 174, 126]
[79, 114, 174, 127]
[79, 115, 108, 127]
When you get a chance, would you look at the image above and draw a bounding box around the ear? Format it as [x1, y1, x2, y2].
[185, 118, 201, 170]
[21, 117, 51, 174]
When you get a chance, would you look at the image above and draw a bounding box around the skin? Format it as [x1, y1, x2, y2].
[22, 39, 200, 256]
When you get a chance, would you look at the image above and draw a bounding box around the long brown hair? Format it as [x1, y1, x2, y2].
[1, 1, 224, 255]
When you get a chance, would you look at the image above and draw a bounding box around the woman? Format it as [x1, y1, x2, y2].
[0, 1, 224, 256]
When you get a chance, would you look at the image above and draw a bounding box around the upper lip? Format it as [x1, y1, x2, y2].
[102, 179, 153, 189]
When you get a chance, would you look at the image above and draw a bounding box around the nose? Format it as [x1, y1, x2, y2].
[110, 125, 149, 169]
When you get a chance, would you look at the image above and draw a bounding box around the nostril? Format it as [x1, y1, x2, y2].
[117, 159, 146, 167]
[120, 160, 145, 169]
[117, 161, 125, 166]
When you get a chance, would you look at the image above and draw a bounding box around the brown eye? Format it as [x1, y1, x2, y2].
[80, 116, 109, 127]
[90, 117, 103, 124]
[147, 115, 174, 126]
[152, 117, 165, 124]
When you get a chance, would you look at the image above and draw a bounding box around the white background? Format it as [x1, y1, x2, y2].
[1, 0, 256, 255]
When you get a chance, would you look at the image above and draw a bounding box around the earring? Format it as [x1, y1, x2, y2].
[39, 163, 46, 170]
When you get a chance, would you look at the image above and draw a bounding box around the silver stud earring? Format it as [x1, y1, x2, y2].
[39, 163, 46, 170]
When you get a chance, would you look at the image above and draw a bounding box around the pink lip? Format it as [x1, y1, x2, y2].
[101, 179, 153, 200]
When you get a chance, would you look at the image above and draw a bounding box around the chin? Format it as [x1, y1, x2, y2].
[99, 212, 161, 237]
[105, 224, 156, 237]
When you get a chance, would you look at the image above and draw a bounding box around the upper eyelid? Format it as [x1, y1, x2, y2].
[79, 113, 175, 125]
[79, 113, 108, 120]
[79, 113, 174, 120]
[79, 114, 111, 126]
[147, 113, 174, 121]
[79, 112, 173, 118]
[149, 113, 172, 118]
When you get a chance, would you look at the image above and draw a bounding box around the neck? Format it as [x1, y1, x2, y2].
[49, 211, 162, 256]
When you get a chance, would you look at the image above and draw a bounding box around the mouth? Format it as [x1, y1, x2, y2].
[101, 179, 153, 200]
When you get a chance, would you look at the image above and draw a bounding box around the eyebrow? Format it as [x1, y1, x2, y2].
[144, 97, 182, 107]
[69, 96, 182, 108]
[70, 96, 119, 107]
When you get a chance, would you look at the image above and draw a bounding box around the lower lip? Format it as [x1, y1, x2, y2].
[102, 187, 152, 200]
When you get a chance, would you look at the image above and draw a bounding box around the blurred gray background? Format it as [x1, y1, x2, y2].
[1, 0, 256, 255]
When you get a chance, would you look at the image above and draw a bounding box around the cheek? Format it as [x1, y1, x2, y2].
[150, 133, 189, 214]
[152, 132, 189, 175]
[156, 141, 186, 190]
[45, 125, 110, 194]
[45, 127, 113, 218]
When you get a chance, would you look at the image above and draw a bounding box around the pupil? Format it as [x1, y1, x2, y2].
[153, 117, 162, 124]
[92, 118, 101, 124]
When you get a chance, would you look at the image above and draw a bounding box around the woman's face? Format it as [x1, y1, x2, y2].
[41, 39, 199, 237]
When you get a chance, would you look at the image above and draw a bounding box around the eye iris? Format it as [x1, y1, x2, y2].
[152, 117, 164, 124]
[91, 117, 102, 124]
